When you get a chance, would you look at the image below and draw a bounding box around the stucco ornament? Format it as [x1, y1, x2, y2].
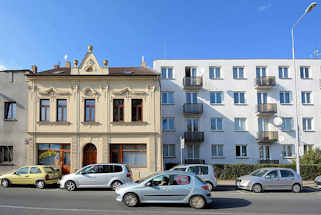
[38, 87, 72, 97]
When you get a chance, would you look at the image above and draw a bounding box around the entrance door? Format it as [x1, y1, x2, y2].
[83, 143, 97, 167]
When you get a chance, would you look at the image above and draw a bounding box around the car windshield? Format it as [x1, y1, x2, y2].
[44, 167, 54, 174]
[250, 169, 269, 177]
[172, 167, 186, 171]
[135, 173, 159, 184]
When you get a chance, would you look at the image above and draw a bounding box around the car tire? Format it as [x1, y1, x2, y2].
[189, 195, 206, 209]
[123, 193, 139, 207]
[65, 180, 77, 191]
[252, 183, 262, 193]
[205, 182, 213, 192]
[1, 179, 10, 188]
[36, 180, 45, 189]
[292, 183, 301, 193]
[111, 180, 123, 191]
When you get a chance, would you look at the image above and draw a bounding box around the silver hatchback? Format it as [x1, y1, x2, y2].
[59, 164, 132, 191]
[115, 171, 213, 209]
[236, 168, 302, 193]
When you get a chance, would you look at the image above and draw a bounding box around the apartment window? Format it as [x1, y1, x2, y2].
[113, 99, 124, 122]
[304, 144, 313, 154]
[301, 91, 312, 104]
[281, 118, 292, 131]
[187, 118, 199, 132]
[40, 99, 50, 121]
[233, 67, 244, 79]
[4, 102, 16, 120]
[187, 144, 200, 159]
[161, 67, 173, 79]
[163, 144, 176, 157]
[161, 92, 174, 104]
[234, 118, 246, 131]
[185, 92, 197, 104]
[282, 144, 294, 157]
[280, 91, 291, 104]
[236, 145, 247, 158]
[256, 66, 266, 78]
[57, 99, 67, 121]
[300, 66, 310, 79]
[85, 99, 95, 121]
[162, 117, 175, 131]
[279, 66, 289, 79]
[211, 144, 223, 157]
[210, 118, 223, 131]
[132, 99, 143, 122]
[210, 92, 223, 104]
[209, 67, 221, 79]
[302, 118, 313, 131]
[0, 146, 13, 163]
[110, 144, 146, 167]
[233, 92, 246, 104]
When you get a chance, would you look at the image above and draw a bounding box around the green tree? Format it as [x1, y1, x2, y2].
[300, 148, 321, 164]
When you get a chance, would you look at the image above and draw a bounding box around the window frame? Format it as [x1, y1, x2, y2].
[0, 146, 13, 164]
[302, 117, 313, 131]
[131, 99, 143, 122]
[279, 66, 289, 79]
[110, 144, 147, 168]
[235, 144, 247, 158]
[113, 99, 124, 122]
[301, 91, 312, 105]
[280, 91, 291, 104]
[234, 118, 247, 131]
[281, 117, 293, 131]
[161, 92, 174, 105]
[163, 144, 176, 158]
[84, 99, 95, 122]
[282, 144, 294, 157]
[233, 92, 246, 104]
[210, 91, 223, 104]
[233, 66, 245, 79]
[161, 67, 173, 79]
[210, 118, 223, 131]
[209, 66, 221, 80]
[40, 99, 50, 121]
[300, 66, 311, 79]
[162, 117, 175, 131]
[56, 99, 67, 122]
[211, 144, 224, 157]
[4, 102, 16, 121]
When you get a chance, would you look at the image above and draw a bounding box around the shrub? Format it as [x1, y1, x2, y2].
[300, 148, 321, 165]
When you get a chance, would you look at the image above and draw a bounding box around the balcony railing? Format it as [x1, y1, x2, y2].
[183, 103, 203, 115]
[259, 160, 279, 164]
[184, 159, 206, 164]
[184, 131, 204, 143]
[255, 76, 276, 88]
[183, 77, 203, 89]
[257, 103, 277, 115]
[257, 131, 278, 143]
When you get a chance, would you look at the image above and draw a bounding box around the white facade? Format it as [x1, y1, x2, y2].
[153, 59, 321, 168]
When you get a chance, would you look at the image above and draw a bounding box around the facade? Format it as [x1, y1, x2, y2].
[153, 59, 321, 168]
[25, 47, 162, 178]
[0, 69, 31, 174]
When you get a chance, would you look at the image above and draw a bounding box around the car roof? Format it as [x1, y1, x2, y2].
[173, 164, 211, 168]
[161, 170, 196, 176]
[258, 167, 295, 171]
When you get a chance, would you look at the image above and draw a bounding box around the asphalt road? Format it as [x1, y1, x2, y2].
[0, 185, 321, 215]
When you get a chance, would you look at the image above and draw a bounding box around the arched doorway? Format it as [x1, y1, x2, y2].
[83, 143, 97, 167]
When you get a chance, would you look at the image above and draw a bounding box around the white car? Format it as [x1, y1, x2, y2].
[59, 163, 132, 191]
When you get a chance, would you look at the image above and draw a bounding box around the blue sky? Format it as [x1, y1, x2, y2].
[0, 0, 320, 71]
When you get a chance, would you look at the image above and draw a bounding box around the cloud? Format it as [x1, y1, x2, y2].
[0, 65, 7, 71]
[258, 3, 272, 12]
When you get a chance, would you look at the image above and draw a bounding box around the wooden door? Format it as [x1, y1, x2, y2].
[83, 143, 97, 167]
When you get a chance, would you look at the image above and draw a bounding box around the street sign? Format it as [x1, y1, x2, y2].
[180, 136, 184, 149]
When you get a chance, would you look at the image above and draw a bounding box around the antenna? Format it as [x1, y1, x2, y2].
[311, 48, 320, 58]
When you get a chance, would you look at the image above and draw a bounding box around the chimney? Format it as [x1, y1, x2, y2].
[31, 65, 38, 73]
[141, 56, 146, 67]
[65, 61, 71, 68]
[54, 65, 59, 69]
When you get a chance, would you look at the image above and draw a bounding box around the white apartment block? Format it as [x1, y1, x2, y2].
[153, 59, 321, 168]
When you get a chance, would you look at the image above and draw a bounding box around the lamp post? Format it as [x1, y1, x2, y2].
[291, 2, 317, 175]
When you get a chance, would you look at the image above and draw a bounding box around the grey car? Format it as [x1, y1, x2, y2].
[236, 168, 302, 193]
[170, 164, 217, 191]
[59, 163, 132, 191]
[115, 171, 213, 209]
[314, 175, 321, 189]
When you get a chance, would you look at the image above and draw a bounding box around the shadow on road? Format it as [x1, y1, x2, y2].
[214, 185, 237, 192]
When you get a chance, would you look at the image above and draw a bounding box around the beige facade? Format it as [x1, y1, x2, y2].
[25, 47, 162, 179]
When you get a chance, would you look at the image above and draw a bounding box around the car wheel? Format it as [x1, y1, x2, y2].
[189, 195, 206, 209]
[205, 182, 213, 192]
[111, 180, 123, 191]
[123, 193, 139, 207]
[65, 180, 76, 191]
[1, 179, 10, 188]
[292, 183, 301, 193]
[252, 183, 262, 193]
[36, 180, 45, 189]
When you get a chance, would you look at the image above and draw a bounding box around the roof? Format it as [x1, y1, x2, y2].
[27, 66, 159, 76]
[1, 69, 32, 73]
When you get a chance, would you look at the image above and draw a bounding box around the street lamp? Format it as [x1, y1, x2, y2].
[291, 2, 317, 175]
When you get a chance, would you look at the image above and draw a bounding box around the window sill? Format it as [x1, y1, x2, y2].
[210, 103, 224, 106]
[161, 103, 175, 105]
[283, 156, 295, 159]
[4, 119, 17, 121]
[212, 156, 225, 159]
[38, 121, 72, 126]
[302, 103, 313, 106]
[303, 130, 315, 132]
[300, 78, 313, 80]
[163, 156, 176, 158]
[281, 129, 294, 132]
[163, 130, 176, 133]
[236, 157, 248, 159]
[161, 78, 175, 80]
[81, 121, 101, 126]
[209, 130, 224, 132]
[209, 78, 224, 80]
[279, 78, 291, 80]
[280, 103, 293, 105]
[233, 130, 248, 132]
[233, 78, 247, 80]
[234, 104, 247, 106]
[111, 121, 148, 126]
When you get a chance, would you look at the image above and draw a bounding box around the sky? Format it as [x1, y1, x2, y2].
[0, 0, 320, 71]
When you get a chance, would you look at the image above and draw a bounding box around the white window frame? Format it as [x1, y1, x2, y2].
[301, 91, 312, 104]
[303, 144, 313, 154]
[281, 117, 293, 131]
[279, 66, 289, 79]
[282, 144, 294, 158]
[233, 66, 245, 79]
[162, 117, 175, 131]
[235, 145, 247, 158]
[210, 91, 223, 104]
[185, 92, 198, 104]
[161, 67, 173, 79]
[302, 117, 313, 131]
[161, 92, 174, 105]
[233, 92, 246, 104]
[163, 144, 176, 158]
[234, 118, 247, 131]
[300, 66, 311, 79]
[280, 91, 291, 104]
[211, 144, 224, 157]
[187, 144, 200, 159]
[209, 66, 221, 80]
[210, 118, 223, 131]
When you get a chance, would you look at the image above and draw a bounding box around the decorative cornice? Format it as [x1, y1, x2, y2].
[37, 121, 72, 126]
[111, 121, 149, 126]
[81, 121, 101, 126]
[38, 87, 72, 96]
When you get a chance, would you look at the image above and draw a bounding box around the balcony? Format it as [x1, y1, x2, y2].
[184, 131, 204, 143]
[183, 103, 203, 116]
[257, 131, 278, 143]
[183, 77, 203, 90]
[255, 76, 276, 89]
[257, 103, 277, 116]
[184, 159, 206, 164]
[259, 160, 279, 164]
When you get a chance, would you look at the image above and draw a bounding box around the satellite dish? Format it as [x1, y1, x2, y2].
[273, 116, 283, 127]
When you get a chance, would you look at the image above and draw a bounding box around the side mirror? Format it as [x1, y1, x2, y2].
[145, 182, 152, 187]
[265, 175, 271, 180]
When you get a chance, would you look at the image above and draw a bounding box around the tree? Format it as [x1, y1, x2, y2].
[300, 148, 321, 165]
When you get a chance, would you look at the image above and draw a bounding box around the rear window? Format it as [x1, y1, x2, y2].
[30, 167, 42, 174]
[173, 167, 186, 171]
[172, 175, 191, 185]
[280, 170, 295, 178]
[101, 165, 122, 173]
[44, 167, 54, 174]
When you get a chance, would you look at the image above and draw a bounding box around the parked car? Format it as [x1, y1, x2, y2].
[314, 175, 321, 189]
[236, 168, 302, 193]
[115, 171, 212, 209]
[0, 165, 59, 189]
[170, 164, 217, 191]
[59, 163, 132, 191]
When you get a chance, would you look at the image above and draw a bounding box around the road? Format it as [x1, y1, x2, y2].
[0, 185, 320, 215]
